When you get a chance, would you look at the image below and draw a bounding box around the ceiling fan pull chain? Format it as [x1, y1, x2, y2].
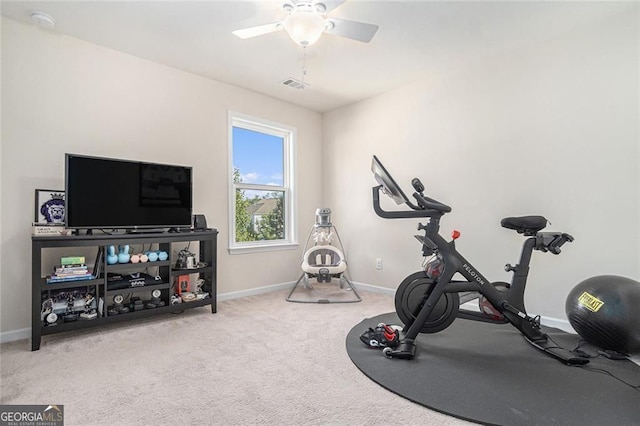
[302, 46, 308, 82]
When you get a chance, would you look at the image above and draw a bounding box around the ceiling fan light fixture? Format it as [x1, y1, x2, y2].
[282, 10, 326, 47]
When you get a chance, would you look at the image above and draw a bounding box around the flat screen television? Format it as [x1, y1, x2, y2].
[65, 154, 192, 231]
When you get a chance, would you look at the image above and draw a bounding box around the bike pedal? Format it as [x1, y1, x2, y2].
[383, 330, 397, 341]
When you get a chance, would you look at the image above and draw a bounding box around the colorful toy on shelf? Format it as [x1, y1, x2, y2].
[145, 250, 159, 262]
[117, 245, 130, 263]
[106, 245, 118, 265]
[156, 250, 168, 261]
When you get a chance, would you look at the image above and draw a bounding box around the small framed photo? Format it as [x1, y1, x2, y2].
[35, 189, 65, 225]
[177, 275, 191, 294]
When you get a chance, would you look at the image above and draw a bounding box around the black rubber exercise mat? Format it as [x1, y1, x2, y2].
[347, 312, 640, 425]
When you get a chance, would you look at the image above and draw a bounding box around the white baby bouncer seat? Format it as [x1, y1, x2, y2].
[286, 208, 361, 303]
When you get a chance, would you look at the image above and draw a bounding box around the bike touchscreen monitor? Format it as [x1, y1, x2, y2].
[371, 155, 410, 205]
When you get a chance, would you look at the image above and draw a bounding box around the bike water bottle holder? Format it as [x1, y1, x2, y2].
[414, 234, 438, 256]
[424, 254, 444, 279]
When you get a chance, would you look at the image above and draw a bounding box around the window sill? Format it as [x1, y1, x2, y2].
[228, 242, 299, 255]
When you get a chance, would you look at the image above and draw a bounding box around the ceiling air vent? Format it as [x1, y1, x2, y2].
[281, 77, 309, 90]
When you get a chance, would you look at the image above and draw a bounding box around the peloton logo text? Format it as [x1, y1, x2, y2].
[463, 264, 485, 285]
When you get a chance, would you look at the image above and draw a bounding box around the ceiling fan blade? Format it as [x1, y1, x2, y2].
[315, 0, 347, 14]
[232, 22, 282, 39]
[324, 17, 378, 43]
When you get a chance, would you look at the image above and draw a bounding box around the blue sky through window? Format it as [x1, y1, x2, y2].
[233, 127, 284, 186]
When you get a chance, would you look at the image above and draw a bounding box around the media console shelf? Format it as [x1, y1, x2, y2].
[31, 229, 218, 351]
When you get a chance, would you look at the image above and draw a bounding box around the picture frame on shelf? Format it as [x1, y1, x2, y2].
[176, 274, 190, 295]
[34, 189, 65, 225]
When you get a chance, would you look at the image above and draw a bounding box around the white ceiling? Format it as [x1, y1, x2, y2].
[1, 1, 633, 112]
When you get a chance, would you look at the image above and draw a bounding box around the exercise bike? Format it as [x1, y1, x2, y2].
[371, 155, 589, 365]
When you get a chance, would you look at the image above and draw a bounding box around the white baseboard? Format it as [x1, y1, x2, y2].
[0, 282, 297, 345]
[218, 280, 394, 302]
[217, 281, 295, 302]
[0, 280, 574, 344]
[352, 281, 574, 332]
[0, 327, 30, 345]
[350, 281, 395, 295]
[539, 316, 574, 333]
[0, 283, 297, 345]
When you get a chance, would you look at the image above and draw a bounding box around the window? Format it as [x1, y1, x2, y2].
[228, 112, 297, 253]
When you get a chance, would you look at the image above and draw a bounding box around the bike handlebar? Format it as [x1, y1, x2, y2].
[373, 186, 449, 219]
[413, 192, 452, 213]
[536, 232, 574, 254]
[371, 156, 452, 217]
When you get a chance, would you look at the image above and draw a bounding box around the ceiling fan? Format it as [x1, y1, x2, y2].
[232, 0, 379, 47]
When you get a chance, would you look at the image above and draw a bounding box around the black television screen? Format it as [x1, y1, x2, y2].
[65, 154, 192, 230]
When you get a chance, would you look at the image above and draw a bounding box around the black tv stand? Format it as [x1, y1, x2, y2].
[31, 229, 218, 350]
[125, 228, 169, 234]
[168, 227, 194, 233]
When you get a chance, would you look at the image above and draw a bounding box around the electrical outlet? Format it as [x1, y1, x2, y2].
[376, 258, 383, 270]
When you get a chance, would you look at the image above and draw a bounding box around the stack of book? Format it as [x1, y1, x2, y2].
[46, 256, 93, 284]
[32, 222, 73, 236]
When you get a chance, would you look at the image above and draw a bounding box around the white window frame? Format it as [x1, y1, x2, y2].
[228, 111, 297, 254]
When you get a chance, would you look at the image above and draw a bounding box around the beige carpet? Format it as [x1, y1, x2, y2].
[0, 290, 469, 425]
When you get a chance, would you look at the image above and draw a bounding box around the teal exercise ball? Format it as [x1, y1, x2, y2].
[565, 275, 640, 353]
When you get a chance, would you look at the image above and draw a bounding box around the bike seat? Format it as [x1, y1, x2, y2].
[501, 216, 547, 236]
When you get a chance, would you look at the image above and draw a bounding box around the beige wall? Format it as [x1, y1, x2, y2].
[1, 17, 322, 334]
[323, 8, 639, 322]
[2, 5, 639, 337]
